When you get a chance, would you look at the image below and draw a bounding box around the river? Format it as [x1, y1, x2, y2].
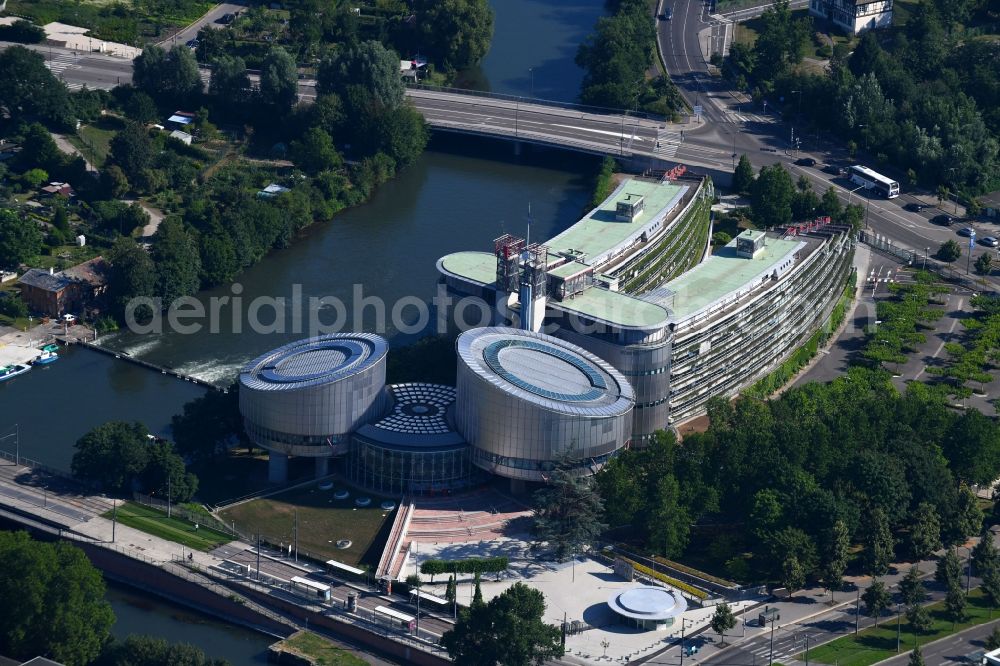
[0, 0, 604, 657]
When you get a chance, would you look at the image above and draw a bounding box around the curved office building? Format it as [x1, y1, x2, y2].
[455, 327, 634, 485]
[349, 383, 477, 495]
[239, 334, 389, 482]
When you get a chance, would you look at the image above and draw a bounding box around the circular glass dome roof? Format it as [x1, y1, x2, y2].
[240, 334, 388, 391]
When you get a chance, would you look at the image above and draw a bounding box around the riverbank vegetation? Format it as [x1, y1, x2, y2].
[576, 0, 684, 116]
[722, 0, 1000, 196]
[597, 367, 1000, 586]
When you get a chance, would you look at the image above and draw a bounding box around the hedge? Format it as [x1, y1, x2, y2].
[602, 551, 709, 601]
[651, 555, 739, 590]
[420, 556, 509, 577]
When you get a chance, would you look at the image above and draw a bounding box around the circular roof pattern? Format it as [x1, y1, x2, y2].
[607, 586, 687, 622]
[240, 334, 388, 391]
[374, 383, 455, 436]
[457, 327, 634, 413]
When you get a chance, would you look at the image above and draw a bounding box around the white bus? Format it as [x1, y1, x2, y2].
[849, 165, 899, 198]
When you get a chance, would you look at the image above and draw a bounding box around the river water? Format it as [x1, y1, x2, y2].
[0, 0, 604, 656]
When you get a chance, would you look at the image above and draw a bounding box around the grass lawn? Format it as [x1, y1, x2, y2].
[34, 244, 102, 272]
[274, 631, 370, 666]
[802, 589, 999, 666]
[104, 501, 233, 551]
[218, 482, 396, 566]
[190, 449, 274, 506]
[69, 118, 121, 169]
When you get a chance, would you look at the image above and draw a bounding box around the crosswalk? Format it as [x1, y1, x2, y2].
[654, 128, 684, 158]
[44, 53, 82, 89]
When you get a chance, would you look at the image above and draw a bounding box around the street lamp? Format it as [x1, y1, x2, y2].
[0, 424, 18, 466]
[528, 67, 534, 98]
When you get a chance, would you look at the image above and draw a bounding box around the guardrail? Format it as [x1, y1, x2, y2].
[405, 83, 666, 122]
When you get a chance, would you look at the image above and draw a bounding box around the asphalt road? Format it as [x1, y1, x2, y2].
[158, 2, 245, 48]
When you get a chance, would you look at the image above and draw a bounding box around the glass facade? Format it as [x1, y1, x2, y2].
[455, 328, 634, 482]
[239, 334, 389, 458]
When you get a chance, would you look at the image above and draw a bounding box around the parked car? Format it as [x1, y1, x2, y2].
[795, 157, 817, 167]
[904, 202, 930, 212]
[932, 214, 955, 226]
[823, 164, 843, 176]
[218, 12, 235, 23]
[185, 39, 199, 49]
[958, 227, 976, 237]
[660, 7, 672, 19]
[980, 236, 999, 247]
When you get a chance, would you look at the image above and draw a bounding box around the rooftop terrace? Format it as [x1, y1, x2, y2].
[438, 251, 496, 286]
[645, 232, 804, 322]
[550, 287, 671, 330]
[546, 179, 685, 266]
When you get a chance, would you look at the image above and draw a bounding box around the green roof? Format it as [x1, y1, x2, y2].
[438, 251, 496, 286]
[552, 288, 670, 330]
[657, 236, 804, 320]
[546, 179, 685, 264]
[549, 261, 590, 279]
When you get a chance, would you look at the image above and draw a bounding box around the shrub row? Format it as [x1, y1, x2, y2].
[603, 551, 709, 600]
[651, 555, 739, 590]
[420, 556, 509, 577]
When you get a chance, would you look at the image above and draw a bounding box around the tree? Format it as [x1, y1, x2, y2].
[22, 168, 49, 189]
[781, 554, 806, 592]
[900, 566, 927, 607]
[906, 602, 933, 635]
[132, 45, 202, 103]
[209, 55, 250, 108]
[412, 0, 494, 72]
[19, 122, 64, 173]
[908, 646, 925, 666]
[0, 19, 46, 44]
[909, 502, 942, 559]
[289, 127, 343, 175]
[472, 570, 484, 606]
[956, 485, 985, 538]
[733, 154, 755, 194]
[820, 519, 850, 600]
[446, 575, 457, 604]
[259, 46, 298, 111]
[532, 451, 607, 560]
[711, 602, 737, 646]
[751, 163, 795, 227]
[317, 40, 404, 110]
[974, 535, 1000, 580]
[983, 568, 1000, 615]
[152, 217, 202, 305]
[936, 548, 962, 590]
[106, 236, 156, 322]
[945, 583, 967, 628]
[71, 421, 150, 493]
[0, 209, 43, 270]
[124, 90, 159, 124]
[96, 634, 229, 666]
[937, 239, 961, 263]
[141, 440, 198, 503]
[987, 626, 1000, 651]
[0, 46, 74, 129]
[819, 186, 842, 218]
[101, 165, 131, 198]
[863, 508, 894, 577]
[170, 387, 242, 461]
[862, 579, 891, 627]
[976, 253, 993, 276]
[0, 531, 114, 665]
[441, 582, 564, 666]
[110, 122, 154, 182]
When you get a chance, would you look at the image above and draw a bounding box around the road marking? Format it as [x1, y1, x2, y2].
[550, 123, 648, 142]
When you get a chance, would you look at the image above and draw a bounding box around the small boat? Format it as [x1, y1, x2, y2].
[41, 344, 60, 353]
[0, 364, 32, 381]
[33, 350, 59, 365]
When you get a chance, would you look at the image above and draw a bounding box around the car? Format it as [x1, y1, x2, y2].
[218, 12, 235, 23]
[185, 39, 199, 49]
[904, 202, 930, 212]
[823, 164, 842, 175]
[660, 7, 672, 19]
[957, 227, 976, 237]
[981, 236, 999, 247]
[795, 157, 817, 167]
[932, 214, 955, 226]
